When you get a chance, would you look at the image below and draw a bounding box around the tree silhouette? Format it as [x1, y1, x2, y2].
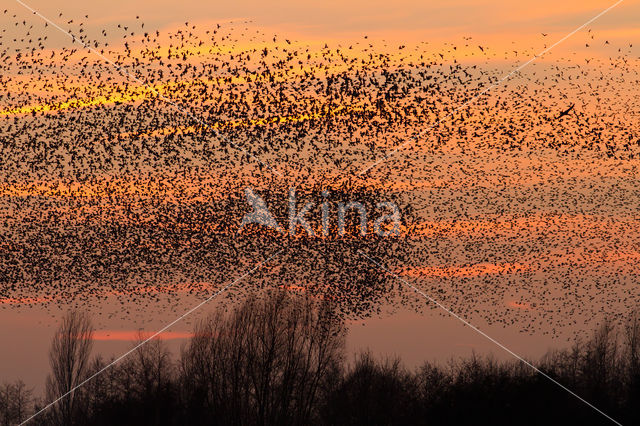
[10, 302, 640, 425]
[45, 311, 93, 426]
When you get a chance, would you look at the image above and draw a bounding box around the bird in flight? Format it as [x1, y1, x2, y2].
[556, 103, 575, 120]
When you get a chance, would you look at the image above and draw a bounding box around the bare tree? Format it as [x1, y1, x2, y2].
[0, 380, 32, 425]
[181, 290, 345, 425]
[623, 311, 640, 419]
[583, 319, 619, 404]
[46, 311, 94, 426]
[624, 312, 640, 379]
[130, 332, 175, 425]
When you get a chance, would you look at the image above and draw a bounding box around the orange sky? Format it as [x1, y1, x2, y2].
[5, 0, 636, 40]
[2, 0, 636, 124]
[1, 0, 639, 395]
[3, 0, 637, 59]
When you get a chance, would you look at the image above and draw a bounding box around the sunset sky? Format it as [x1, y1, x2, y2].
[1, 0, 639, 399]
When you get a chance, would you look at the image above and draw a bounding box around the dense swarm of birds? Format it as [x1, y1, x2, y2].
[0, 10, 639, 337]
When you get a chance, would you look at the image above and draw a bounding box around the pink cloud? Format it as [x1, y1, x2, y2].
[92, 330, 194, 341]
[398, 262, 529, 278]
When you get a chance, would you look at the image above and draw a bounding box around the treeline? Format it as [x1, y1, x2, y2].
[3, 291, 640, 425]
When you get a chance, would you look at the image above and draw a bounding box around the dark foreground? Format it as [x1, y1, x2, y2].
[2, 291, 639, 426]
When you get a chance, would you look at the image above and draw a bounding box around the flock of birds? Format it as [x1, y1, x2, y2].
[0, 10, 639, 338]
